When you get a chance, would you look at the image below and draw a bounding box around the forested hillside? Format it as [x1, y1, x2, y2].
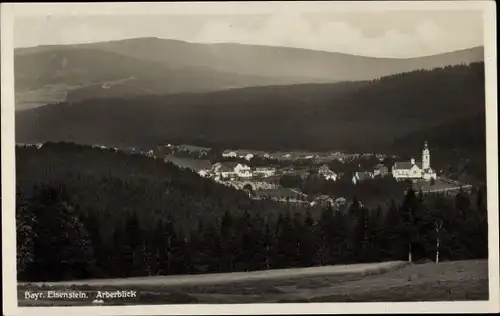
[393, 114, 487, 183]
[16, 63, 485, 153]
[15, 47, 308, 110]
[16, 143, 488, 282]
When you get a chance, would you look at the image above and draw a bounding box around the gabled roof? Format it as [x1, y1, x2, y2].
[394, 161, 422, 170]
[237, 164, 251, 170]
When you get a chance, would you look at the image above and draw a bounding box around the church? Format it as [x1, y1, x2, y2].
[392, 141, 437, 181]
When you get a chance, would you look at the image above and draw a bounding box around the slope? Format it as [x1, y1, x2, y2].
[15, 38, 484, 109]
[17, 37, 484, 82]
[16, 63, 485, 153]
[14, 47, 312, 110]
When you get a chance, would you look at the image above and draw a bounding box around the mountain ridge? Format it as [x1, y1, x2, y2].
[15, 36, 484, 60]
[15, 37, 484, 110]
[16, 62, 485, 154]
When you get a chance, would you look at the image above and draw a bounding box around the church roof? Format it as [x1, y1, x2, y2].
[394, 161, 422, 170]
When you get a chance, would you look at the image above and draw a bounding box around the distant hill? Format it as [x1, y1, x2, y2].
[16, 62, 485, 154]
[14, 47, 307, 110]
[15, 37, 484, 110]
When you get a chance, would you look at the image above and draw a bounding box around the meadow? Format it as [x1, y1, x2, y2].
[18, 259, 488, 306]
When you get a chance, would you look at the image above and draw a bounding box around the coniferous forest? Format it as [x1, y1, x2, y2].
[16, 143, 488, 282]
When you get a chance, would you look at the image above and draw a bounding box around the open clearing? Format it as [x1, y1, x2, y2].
[18, 259, 488, 306]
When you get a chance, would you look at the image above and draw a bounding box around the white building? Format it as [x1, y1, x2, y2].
[222, 151, 238, 158]
[213, 162, 252, 179]
[198, 170, 210, 178]
[244, 153, 254, 161]
[254, 167, 276, 177]
[234, 163, 252, 178]
[318, 165, 338, 181]
[392, 141, 437, 181]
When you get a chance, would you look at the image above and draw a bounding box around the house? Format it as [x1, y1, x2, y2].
[318, 165, 338, 181]
[234, 163, 252, 178]
[352, 171, 374, 184]
[244, 153, 254, 161]
[222, 150, 238, 158]
[392, 141, 437, 181]
[214, 162, 237, 179]
[373, 164, 389, 177]
[198, 170, 210, 177]
[213, 162, 252, 179]
[254, 167, 276, 177]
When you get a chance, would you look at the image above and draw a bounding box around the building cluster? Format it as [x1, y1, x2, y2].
[350, 141, 437, 184]
[310, 195, 348, 209]
[351, 164, 389, 184]
[165, 141, 439, 192]
[220, 149, 388, 164]
[392, 141, 437, 181]
[318, 165, 338, 181]
[195, 162, 277, 181]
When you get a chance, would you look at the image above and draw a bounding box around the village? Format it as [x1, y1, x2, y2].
[153, 141, 472, 210]
[18, 140, 473, 210]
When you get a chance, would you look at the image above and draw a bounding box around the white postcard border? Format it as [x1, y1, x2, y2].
[2, 1, 498, 315]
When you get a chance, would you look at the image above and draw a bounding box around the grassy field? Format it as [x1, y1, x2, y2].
[17, 259, 488, 306]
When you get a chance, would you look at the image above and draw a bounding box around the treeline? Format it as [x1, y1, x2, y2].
[280, 175, 409, 208]
[17, 63, 485, 153]
[16, 143, 488, 282]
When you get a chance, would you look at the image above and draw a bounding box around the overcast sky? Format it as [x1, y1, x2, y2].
[14, 10, 484, 58]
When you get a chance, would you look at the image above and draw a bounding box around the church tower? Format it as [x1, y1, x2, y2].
[422, 141, 430, 170]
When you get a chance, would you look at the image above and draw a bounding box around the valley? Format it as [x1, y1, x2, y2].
[12, 36, 489, 306]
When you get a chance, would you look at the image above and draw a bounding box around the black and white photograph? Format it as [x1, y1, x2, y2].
[1, 1, 499, 315]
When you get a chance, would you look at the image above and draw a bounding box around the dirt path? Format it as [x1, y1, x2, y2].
[21, 261, 408, 287]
